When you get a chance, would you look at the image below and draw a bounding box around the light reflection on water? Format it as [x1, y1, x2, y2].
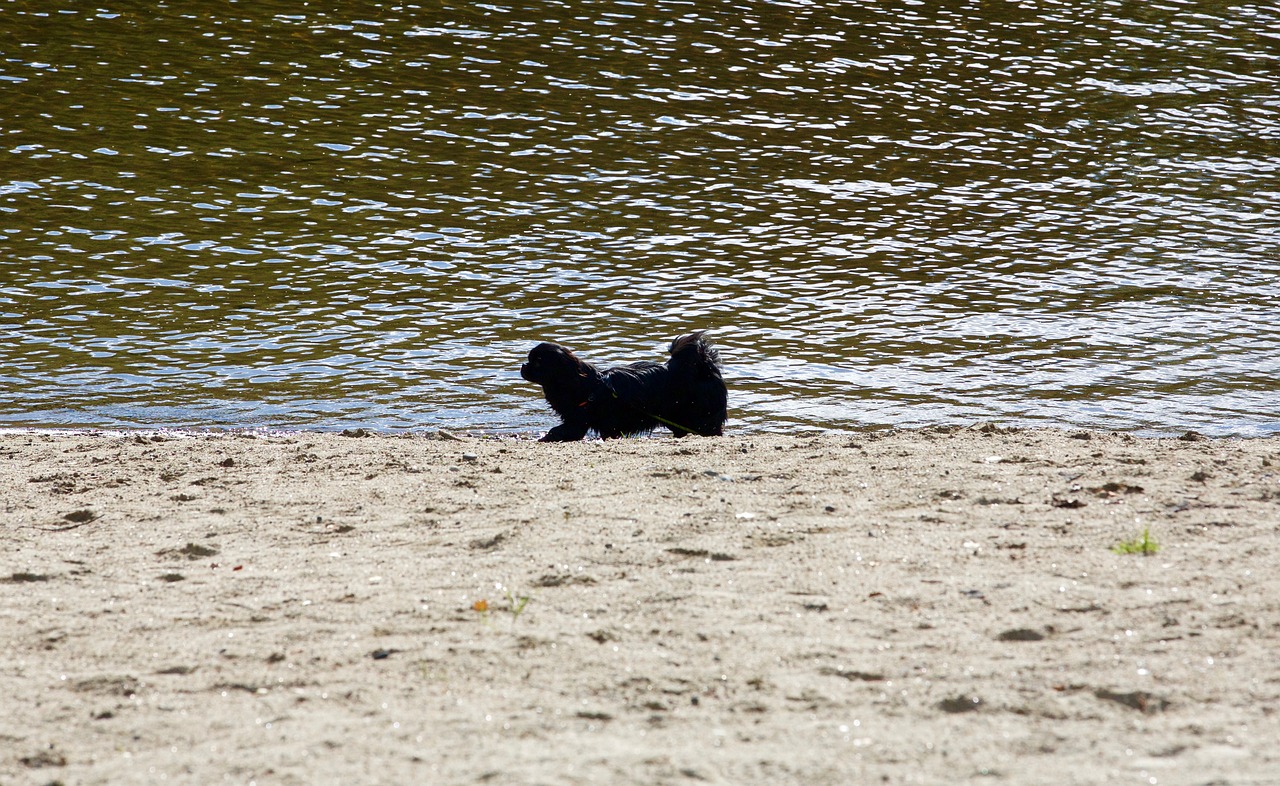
[1, 0, 1278, 436]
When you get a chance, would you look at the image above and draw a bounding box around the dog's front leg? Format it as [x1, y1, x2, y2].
[541, 421, 590, 442]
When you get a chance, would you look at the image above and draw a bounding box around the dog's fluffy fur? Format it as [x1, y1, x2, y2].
[520, 332, 727, 442]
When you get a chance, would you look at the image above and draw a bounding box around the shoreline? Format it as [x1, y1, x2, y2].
[1, 416, 1275, 442]
[3, 427, 1278, 784]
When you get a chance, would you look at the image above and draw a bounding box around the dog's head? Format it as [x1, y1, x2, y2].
[520, 342, 584, 384]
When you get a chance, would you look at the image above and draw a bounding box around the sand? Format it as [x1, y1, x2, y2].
[2, 426, 1278, 785]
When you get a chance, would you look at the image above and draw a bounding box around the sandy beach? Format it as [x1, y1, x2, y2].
[2, 427, 1278, 785]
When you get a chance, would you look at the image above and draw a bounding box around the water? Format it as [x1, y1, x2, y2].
[2, 0, 1278, 436]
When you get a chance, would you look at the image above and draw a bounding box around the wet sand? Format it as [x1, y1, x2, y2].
[2, 427, 1278, 784]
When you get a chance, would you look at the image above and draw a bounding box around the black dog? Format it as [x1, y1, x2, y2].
[520, 332, 727, 442]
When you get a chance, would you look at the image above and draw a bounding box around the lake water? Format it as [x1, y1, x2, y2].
[2, 0, 1278, 436]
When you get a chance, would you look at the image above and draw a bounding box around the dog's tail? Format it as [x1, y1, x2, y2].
[665, 332, 727, 436]
[667, 332, 722, 377]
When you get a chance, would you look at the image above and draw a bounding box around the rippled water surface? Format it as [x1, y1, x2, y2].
[2, 0, 1278, 435]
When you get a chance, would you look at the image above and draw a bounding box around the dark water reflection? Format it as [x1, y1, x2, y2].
[2, 0, 1278, 435]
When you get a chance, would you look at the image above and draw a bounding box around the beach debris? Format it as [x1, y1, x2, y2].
[1051, 495, 1086, 508]
[4, 572, 50, 583]
[667, 547, 736, 562]
[340, 428, 372, 437]
[997, 627, 1046, 642]
[73, 675, 141, 696]
[371, 648, 399, 660]
[819, 666, 885, 682]
[470, 594, 529, 622]
[468, 531, 508, 551]
[156, 542, 220, 560]
[938, 695, 983, 713]
[750, 531, 796, 547]
[975, 496, 1022, 506]
[1088, 482, 1144, 498]
[462, 452, 478, 462]
[19, 746, 66, 769]
[1057, 602, 1105, 614]
[1095, 689, 1169, 713]
[37, 507, 103, 529]
[157, 573, 185, 582]
[533, 573, 596, 588]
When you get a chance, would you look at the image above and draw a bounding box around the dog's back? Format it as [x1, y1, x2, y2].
[594, 361, 670, 437]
